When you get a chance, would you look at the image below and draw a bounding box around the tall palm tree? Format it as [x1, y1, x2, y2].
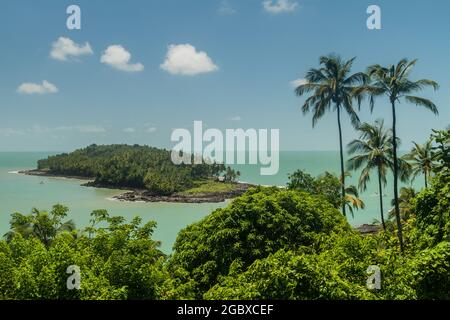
[344, 184, 365, 218]
[295, 54, 367, 216]
[360, 59, 439, 251]
[347, 120, 394, 230]
[404, 139, 434, 188]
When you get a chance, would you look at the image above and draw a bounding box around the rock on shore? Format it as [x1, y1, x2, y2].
[113, 183, 253, 203]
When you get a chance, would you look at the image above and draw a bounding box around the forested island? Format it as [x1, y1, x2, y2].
[22, 144, 250, 203]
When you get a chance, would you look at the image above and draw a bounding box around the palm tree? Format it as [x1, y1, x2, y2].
[361, 59, 439, 251]
[347, 120, 393, 230]
[344, 184, 365, 218]
[295, 54, 367, 216]
[404, 139, 434, 188]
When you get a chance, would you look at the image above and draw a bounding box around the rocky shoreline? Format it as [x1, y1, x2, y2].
[20, 169, 253, 203]
[113, 183, 253, 203]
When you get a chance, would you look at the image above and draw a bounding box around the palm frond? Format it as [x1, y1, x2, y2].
[405, 96, 439, 115]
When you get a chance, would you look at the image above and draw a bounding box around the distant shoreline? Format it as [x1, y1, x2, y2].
[19, 169, 253, 204]
[20, 169, 94, 182]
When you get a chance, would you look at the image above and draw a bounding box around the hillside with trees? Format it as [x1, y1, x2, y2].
[33, 144, 240, 197]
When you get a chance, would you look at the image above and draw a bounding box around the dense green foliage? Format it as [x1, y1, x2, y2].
[287, 170, 342, 208]
[1, 168, 449, 299]
[411, 171, 450, 248]
[166, 187, 349, 298]
[286, 169, 365, 216]
[0, 209, 166, 299]
[167, 170, 450, 300]
[37, 144, 230, 195]
[430, 128, 450, 172]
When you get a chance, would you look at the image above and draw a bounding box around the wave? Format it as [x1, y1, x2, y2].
[7, 170, 20, 174]
[237, 180, 285, 188]
[105, 197, 119, 202]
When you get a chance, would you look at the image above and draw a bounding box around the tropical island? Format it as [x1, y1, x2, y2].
[21, 144, 252, 203]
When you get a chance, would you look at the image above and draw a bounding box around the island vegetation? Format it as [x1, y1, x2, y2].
[26, 144, 245, 202]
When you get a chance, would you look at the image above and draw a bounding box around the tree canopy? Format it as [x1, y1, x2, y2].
[37, 144, 230, 195]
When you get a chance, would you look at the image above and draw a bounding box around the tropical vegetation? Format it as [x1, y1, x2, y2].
[1, 162, 448, 299]
[1, 54, 448, 300]
[36, 144, 239, 196]
[295, 55, 367, 217]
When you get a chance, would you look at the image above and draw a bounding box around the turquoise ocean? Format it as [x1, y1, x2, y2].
[0, 151, 422, 253]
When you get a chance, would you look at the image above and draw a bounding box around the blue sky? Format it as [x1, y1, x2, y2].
[1, 0, 449, 151]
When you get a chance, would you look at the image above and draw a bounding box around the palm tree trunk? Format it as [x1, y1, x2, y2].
[391, 100, 404, 252]
[424, 170, 428, 188]
[337, 104, 346, 217]
[377, 166, 386, 230]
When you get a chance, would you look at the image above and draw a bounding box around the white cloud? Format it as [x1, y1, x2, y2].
[146, 127, 157, 133]
[263, 0, 298, 14]
[17, 80, 58, 95]
[160, 44, 218, 76]
[100, 45, 144, 72]
[50, 37, 93, 61]
[123, 127, 136, 133]
[218, 0, 236, 15]
[229, 116, 242, 121]
[290, 78, 308, 88]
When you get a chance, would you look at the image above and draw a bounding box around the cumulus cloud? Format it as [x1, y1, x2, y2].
[263, 0, 298, 14]
[100, 45, 144, 72]
[218, 0, 236, 15]
[229, 116, 242, 121]
[146, 127, 157, 133]
[123, 127, 136, 133]
[290, 78, 308, 88]
[160, 44, 218, 76]
[17, 80, 58, 95]
[50, 37, 93, 61]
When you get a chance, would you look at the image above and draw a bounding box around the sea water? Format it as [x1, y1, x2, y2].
[0, 151, 423, 253]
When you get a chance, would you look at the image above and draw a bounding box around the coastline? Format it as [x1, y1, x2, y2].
[19, 169, 253, 204]
[112, 182, 253, 203]
[17, 169, 382, 234]
[20, 169, 94, 182]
